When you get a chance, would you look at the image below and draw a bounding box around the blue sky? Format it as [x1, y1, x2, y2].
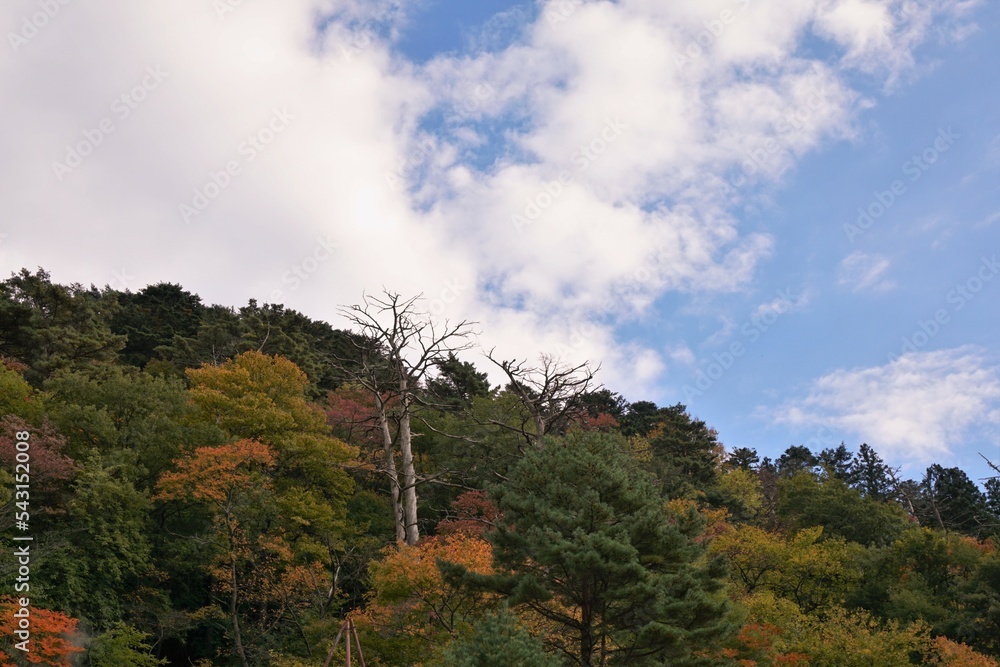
[2, 0, 998, 482]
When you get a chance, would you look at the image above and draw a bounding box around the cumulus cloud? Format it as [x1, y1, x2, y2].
[772, 347, 1000, 460]
[0, 0, 979, 398]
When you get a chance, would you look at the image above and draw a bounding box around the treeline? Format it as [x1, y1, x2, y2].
[0, 267, 998, 666]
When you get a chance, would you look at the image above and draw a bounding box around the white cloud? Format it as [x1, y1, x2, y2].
[751, 286, 813, 320]
[838, 251, 896, 292]
[0, 0, 978, 398]
[772, 347, 1000, 460]
[668, 345, 697, 366]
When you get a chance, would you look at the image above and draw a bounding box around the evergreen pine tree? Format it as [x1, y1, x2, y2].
[446, 431, 733, 666]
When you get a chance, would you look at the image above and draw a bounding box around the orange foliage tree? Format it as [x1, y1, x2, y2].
[350, 533, 498, 665]
[928, 636, 1000, 667]
[156, 439, 324, 667]
[0, 598, 83, 667]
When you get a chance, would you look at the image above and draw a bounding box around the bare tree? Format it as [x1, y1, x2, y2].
[339, 290, 476, 545]
[484, 349, 599, 449]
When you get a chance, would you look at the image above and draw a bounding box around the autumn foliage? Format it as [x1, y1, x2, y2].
[0, 598, 83, 667]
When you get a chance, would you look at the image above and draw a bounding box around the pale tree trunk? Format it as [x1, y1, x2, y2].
[375, 396, 406, 543]
[398, 405, 420, 546]
[398, 371, 420, 546]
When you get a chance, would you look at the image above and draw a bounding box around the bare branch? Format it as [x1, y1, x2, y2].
[482, 348, 601, 447]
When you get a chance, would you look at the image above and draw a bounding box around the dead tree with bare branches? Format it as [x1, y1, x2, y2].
[338, 290, 476, 546]
[484, 349, 600, 449]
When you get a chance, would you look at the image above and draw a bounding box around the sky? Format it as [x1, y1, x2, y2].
[1, 0, 998, 481]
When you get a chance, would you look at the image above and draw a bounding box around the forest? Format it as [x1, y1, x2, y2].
[1, 267, 999, 667]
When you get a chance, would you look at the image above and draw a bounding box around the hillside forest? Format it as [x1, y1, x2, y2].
[1, 268, 999, 667]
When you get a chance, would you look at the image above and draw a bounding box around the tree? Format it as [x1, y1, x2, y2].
[572, 388, 627, 423]
[0, 598, 84, 666]
[727, 447, 760, 471]
[184, 352, 357, 650]
[916, 465, 992, 537]
[778, 471, 911, 546]
[41, 451, 153, 627]
[351, 532, 497, 665]
[817, 444, 855, 483]
[712, 524, 864, 613]
[156, 439, 308, 667]
[338, 290, 475, 545]
[185, 351, 356, 516]
[440, 608, 560, 667]
[776, 446, 818, 477]
[644, 403, 723, 499]
[484, 351, 599, 449]
[618, 400, 661, 437]
[927, 636, 1000, 667]
[449, 431, 734, 666]
[0, 268, 124, 384]
[365, 533, 496, 636]
[88, 623, 168, 667]
[849, 443, 896, 501]
[110, 283, 204, 369]
[43, 365, 223, 488]
[427, 353, 493, 410]
[0, 361, 41, 421]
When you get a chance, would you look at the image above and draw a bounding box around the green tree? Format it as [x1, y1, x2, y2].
[645, 403, 723, 499]
[440, 608, 560, 667]
[110, 283, 204, 369]
[778, 471, 911, 546]
[43, 366, 224, 488]
[776, 446, 818, 477]
[40, 451, 153, 627]
[449, 431, 733, 666]
[726, 447, 760, 471]
[427, 353, 494, 410]
[817, 444, 855, 483]
[88, 623, 167, 667]
[618, 400, 661, 437]
[0, 268, 125, 384]
[916, 465, 993, 537]
[0, 361, 40, 421]
[849, 443, 896, 501]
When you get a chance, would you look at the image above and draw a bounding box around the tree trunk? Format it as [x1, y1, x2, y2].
[580, 585, 594, 667]
[399, 406, 420, 546]
[227, 525, 250, 667]
[376, 397, 406, 543]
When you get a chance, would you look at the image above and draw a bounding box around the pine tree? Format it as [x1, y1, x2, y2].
[849, 443, 896, 501]
[440, 608, 559, 667]
[447, 431, 734, 666]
